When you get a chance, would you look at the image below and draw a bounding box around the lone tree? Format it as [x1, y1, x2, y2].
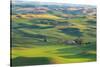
[43, 36, 48, 42]
[74, 37, 83, 45]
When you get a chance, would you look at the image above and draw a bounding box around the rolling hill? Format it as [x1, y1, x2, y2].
[11, 1, 96, 66]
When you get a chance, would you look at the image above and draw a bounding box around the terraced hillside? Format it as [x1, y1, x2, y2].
[11, 1, 96, 66]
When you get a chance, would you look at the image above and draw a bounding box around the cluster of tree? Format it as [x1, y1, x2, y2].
[63, 37, 83, 45]
[41, 36, 83, 46]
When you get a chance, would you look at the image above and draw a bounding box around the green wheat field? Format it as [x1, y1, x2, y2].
[11, 0, 96, 66]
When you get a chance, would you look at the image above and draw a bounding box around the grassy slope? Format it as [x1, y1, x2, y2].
[12, 45, 96, 66]
[11, 13, 96, 66]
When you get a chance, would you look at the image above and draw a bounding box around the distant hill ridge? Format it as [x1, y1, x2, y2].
[11, 0, 96, 7]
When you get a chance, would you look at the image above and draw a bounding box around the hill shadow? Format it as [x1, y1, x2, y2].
[59, 28, 83, 36]
[13, 23, 54, 29]
[11, 57, 53, 66]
